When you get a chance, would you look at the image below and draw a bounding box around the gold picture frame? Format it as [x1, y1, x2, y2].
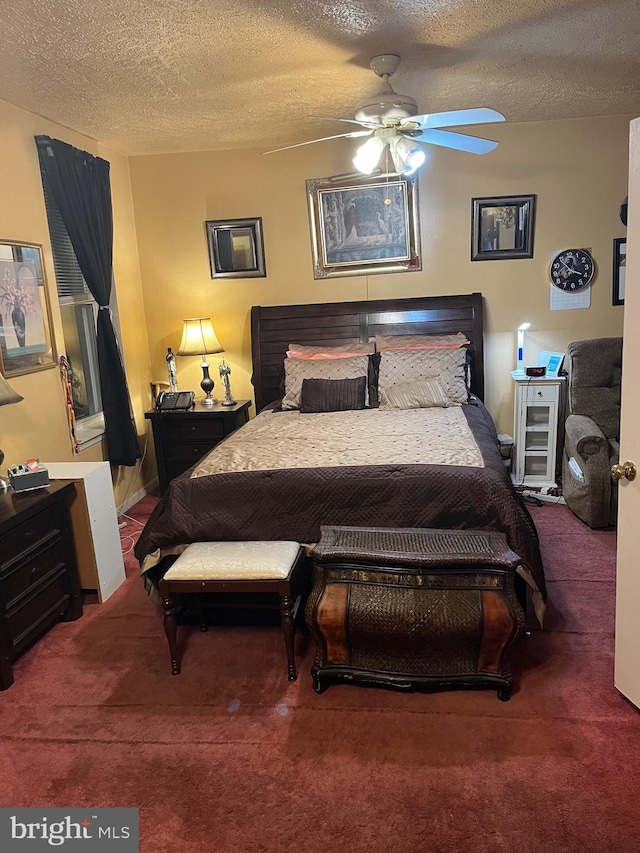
[0, 241, 56, 376]
[306, 173, 421, 279]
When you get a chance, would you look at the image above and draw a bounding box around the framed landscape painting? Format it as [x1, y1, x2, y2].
[306, 173, 421, 279]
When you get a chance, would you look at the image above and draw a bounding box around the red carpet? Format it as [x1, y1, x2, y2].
[1, 494, 639, 852]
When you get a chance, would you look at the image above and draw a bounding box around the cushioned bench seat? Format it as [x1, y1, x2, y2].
[158, 541, 306, 681]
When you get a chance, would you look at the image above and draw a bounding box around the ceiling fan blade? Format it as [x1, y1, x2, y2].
[413, 128, 499, 154]
[309, 115, 381, 129]
[263, 130, 372, 155]
[401, 108, 505, 130]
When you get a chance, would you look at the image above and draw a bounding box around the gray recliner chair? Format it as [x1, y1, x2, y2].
[562, 337, 622, 528]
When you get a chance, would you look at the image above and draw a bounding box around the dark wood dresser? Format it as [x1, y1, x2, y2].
[145, 400, 251, 494]
[0, 481, 83, 689]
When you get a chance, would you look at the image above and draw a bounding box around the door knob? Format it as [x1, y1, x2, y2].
[611, 461, 638, 482]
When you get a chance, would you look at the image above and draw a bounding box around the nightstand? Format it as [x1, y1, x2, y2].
[0, 481, 83, 690]
[145, 400, 252, 494]
[511, 376, 565, 491]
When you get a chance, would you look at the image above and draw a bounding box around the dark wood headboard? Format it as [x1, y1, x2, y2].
[250, 293, 484, 413]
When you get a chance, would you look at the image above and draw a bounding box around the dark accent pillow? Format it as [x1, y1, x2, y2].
[300, 376, 367, 413]
[367, 352, 381, 408]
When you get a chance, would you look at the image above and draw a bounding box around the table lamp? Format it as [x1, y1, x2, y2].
[513, 322, 531, 378]
[0, 371, 24, 489]
[177, 317, 224, 405]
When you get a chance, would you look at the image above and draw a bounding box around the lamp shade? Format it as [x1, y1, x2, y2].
[0, 372, 23, 407]
[177, 318, 224, 357]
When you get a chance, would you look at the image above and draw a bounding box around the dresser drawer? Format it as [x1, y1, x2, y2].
[5, 571, 70, 653]
[161, 419, 225, 443]
[0, 506, 61, 571]
[0, 539, 66, 610]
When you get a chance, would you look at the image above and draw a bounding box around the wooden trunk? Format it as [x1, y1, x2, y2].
[305, 526, 525, 700]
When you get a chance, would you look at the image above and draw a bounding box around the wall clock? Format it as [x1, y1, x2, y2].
[550, 249, 595, 291]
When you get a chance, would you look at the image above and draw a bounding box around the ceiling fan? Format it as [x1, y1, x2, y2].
[264, 54, 505, 175]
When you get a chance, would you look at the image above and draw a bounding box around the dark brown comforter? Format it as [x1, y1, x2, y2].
[135, 398, 545, 602]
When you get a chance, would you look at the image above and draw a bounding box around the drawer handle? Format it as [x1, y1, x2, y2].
[30, 566, 39, 577]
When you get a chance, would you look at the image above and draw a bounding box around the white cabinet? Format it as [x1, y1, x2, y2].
[42, 461, 126, 602]
[511, 377, 565, 490]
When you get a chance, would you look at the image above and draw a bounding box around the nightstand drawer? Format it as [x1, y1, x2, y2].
[166, 442, 217, 464]
[1, 539, 66, 610]
[524, 384, 559, 403]
[5, 570, 70, 652]
[0, 507, 61, 572]
[161, 419, 225, 442]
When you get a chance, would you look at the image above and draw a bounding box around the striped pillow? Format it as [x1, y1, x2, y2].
[300, 376, 367, 413]
[379, 378, 450, 410]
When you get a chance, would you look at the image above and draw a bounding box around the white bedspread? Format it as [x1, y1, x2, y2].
[191, 406, 483, 478]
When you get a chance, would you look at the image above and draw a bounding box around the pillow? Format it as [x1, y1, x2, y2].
[377, 348, 468, 405]
[288, 341, 375, 359]
[300, 376, 367, 413]
[379, 378, 450, 410]
[281, 355, 370, 410]
[375, 332, 469, 351]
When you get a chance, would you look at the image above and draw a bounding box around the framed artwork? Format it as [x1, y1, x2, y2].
[471, 195, 536, 261]
[205, 217, 266, 279]
[612, 237, 626, 306]
[306, 173, 421, 279]
[0, 241, 56, 377]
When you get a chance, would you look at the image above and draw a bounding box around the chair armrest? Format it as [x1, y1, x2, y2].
[564, 414, 609, 460]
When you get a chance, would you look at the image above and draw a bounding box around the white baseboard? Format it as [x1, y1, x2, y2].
[118, 478, 158, 514]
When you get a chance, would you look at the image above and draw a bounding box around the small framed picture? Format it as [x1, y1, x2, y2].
[471, 195, 536, 261]
[612, 237, 626, 306]
[205, 217, 266, 279]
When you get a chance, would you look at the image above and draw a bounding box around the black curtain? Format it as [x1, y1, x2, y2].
[36, 135, 140, 466]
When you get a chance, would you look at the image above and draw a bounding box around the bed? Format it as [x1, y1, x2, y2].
[135, 292, 545, 620]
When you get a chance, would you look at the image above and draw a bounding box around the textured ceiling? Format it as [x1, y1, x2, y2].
[1, 0, 640, 156]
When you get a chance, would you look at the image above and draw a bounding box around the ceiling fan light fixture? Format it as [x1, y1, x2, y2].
[391, 135, 427, 175]
[402, 146, 426, 175]
[353, 135, 385, 174]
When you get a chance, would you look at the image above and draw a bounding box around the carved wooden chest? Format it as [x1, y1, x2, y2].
[306, 526, 525, 700]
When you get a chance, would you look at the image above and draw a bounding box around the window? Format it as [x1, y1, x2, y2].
[39, 169, 120, 446]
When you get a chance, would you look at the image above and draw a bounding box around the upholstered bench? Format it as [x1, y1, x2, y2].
[158, 541, 306, 681]
[306, 526, 525, 700]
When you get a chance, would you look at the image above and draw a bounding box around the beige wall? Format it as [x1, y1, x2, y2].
[0, 100, 153, 505]
[0, 102, 628, 500]
[130, 115, 627, 435]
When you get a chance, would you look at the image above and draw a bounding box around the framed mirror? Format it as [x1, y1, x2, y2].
[471, 195, 536, 261]
[205, 217, 266, 279]
[0, 240, 56, 376]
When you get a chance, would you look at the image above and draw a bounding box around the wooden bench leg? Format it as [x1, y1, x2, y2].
[162, 594, 181, 675]
[280, 593, 297, 681]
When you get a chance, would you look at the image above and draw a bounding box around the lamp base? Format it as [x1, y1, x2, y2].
[200, 362, 216, 404]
